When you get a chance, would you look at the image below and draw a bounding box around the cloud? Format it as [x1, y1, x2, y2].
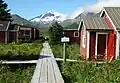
[70, 0, 120, 19]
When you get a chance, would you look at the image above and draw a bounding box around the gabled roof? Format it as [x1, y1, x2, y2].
[64, 22, 79, 30]
[104, 7, 120, 30]
[81, 17, 112, 30]
[0, 21, 10, 31]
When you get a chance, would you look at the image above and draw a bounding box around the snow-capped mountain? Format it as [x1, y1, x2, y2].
[30, 11, 67, 24]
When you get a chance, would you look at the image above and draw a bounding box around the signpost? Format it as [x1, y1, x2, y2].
[61, 37, 70, 62]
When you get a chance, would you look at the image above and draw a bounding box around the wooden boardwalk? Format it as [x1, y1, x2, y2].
[31, 43, 64, 83]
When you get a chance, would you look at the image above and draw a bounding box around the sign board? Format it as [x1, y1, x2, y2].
[61, 37, 70, 43]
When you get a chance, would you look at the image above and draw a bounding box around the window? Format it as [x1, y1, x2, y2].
[25, 30, 30, 35]
[19, 30, 24, 35]
[74, 31, 79, 37]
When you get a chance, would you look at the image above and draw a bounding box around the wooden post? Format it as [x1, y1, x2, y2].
[61, 37, 69, 63]
[63, 43, 66, 62]
[5, 31, 8, 44]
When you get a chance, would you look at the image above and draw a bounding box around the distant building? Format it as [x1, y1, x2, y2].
[0, 21, 40, 43]
[63, 22, 80, 44]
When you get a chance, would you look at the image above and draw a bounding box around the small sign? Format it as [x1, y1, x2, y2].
[61, 37, 70, 43]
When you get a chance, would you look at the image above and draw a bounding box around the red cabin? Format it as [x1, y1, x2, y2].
[79, 17, 114, 60]
[100, 7, 120, 60]
[63, 22, 80, 44]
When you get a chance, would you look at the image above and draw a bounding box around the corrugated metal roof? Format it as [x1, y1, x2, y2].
[64, 22, 79, 29]
[104, 7, 120, 29]
[83, 17, 111, 30]
[0, 21, 10, 31]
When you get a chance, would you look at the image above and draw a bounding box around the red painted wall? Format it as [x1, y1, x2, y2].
[89, 32, 96, 59]
[104, 14, 116, 60]
[0, 31, 5, 43]
[64, 30, 80, 44]
[107, 33, 116, 60]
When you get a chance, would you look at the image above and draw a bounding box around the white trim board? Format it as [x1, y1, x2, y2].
[116, 31, 119, 59]
[86, 31, 90, 59]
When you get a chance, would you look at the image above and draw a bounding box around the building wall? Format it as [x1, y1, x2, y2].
[104, 13, 116, 60]
[89, 32, 96, 59]
[104, 15, 115, 30]
[0, 31, 5, 43]
[18, 29, 31, 40]
[35, 29, 39, 39]
[8, 32, 17, 43]
[31, 28, 34, 40]
[64, 30, 80, 44]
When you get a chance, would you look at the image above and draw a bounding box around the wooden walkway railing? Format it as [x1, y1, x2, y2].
[31, 43, 64, 83]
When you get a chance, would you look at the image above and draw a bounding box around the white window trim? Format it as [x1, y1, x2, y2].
[95, 32, 108, 57]
[74, 31, 79, 37]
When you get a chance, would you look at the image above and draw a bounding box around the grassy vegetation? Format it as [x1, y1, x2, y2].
[52, 44, 120, 83]
[58, 61, 120, 83]
[51, 44, 80, 60]
[0, 40, 43, 60]
[0, 43, 42, 56]
[0, 64, 35, 83]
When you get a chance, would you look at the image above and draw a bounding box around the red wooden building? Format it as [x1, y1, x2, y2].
[78, 7, 120, 61]
[0, 21, 10, 43]
[0, 21, 40, 43]
[18, 25, 39, 40]
[79, 17, 113, 60]
[100, 7, 120, 60]
[8, 24, 20, 43]
[63, 22, 80, 44]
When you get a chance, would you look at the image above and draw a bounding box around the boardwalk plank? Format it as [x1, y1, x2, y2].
[31, 59, 43, 83]
[39, 58, 48, 83]
[52, 58, 64, 83]
[31, 43, 64, 83]
[48, 58, 56, 83]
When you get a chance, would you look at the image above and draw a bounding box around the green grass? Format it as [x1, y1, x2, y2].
[52, 44, 120, 83]
[51, 44, 80, 60]
[0, 43, 43, 57]
[58, 60, 120, 83]
[0, 64, 35, 83]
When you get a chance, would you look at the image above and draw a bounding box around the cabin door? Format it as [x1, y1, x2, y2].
[96, 33, 107, 57]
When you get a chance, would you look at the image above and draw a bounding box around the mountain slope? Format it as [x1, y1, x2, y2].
[12, 14, 38, 27]
[30, 11, 67, 24]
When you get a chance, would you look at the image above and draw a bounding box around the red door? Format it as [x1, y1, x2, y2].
[107, 34, 116, 60]
[97, 34, 106, 55]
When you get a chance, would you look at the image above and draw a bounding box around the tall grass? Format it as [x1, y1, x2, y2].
[52, 44, 120, 83]
[0, 64, 35, 83]
[51, 44, 80, 60]
[0, 43, 43, 57]
[58, 60, 120, 83]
